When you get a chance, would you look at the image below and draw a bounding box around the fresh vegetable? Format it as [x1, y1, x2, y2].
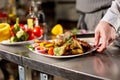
[28, 31, 91, 56]
[27, 32, 35, 40]
[13, 18, 20, 34]
[33, 27, 43, 37]
[0, 23, 11, 42]
[10, 25, 15, 36]
[10, 36, 18, 42]
[16, 29, 29, 41]
[54, 45, 66, 56]
[35, 46, 46, 54]
[10, 18, 29, 42]
[48, 47, 54, 55]
[19, 24, 26, 31]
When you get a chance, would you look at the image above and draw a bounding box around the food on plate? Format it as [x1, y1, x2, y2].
[51, 24, 63, 35]
[0, 23, 11, 42]
[9, 18, 43, 43]
[28, 31, 91, 56]
[10, 18, 29, 42]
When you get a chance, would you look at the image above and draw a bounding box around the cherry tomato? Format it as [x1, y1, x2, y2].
[28, 33, 35, 40]
[48, 47, 54, 55]
[26, 28, 35, 40]
[40, 27, 44, 35]
[26, 28, 32, 34]
[33, 27, 43, 37]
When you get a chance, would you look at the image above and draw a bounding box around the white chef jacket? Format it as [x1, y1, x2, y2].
[101, 0, 120, 31]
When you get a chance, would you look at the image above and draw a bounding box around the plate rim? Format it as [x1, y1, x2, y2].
[0, 36, 43, 45]
[29, 43, 97, 58]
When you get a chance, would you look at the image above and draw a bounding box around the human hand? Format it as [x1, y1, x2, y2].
[94, 21, 116, 52]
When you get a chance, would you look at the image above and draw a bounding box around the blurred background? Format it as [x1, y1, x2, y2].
[0, 0, 79, 30]
[0, 0, 79, 80]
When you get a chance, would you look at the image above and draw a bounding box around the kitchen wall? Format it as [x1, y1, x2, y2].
[47, 0, 79, 21]
[47, 0, 79, 29]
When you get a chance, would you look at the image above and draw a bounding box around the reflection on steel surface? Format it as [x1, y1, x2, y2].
[93, 53, 119, 80]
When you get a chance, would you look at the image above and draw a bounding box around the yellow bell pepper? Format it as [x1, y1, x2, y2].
[0, 23, 11, 42]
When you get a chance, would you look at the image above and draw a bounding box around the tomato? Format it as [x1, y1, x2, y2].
[19, 24, 29, 32]
[10, 25, 15, 36]
[26, 28, 34, 40]
[26, 28, 32, 34]
[19, 24, 24, 29]
[33, 27, 43, 37]
[48, 47, 54, 55]
[28, 32, 35, 40]
[40, 27, 44, 35]
[10, 24, 26, 36]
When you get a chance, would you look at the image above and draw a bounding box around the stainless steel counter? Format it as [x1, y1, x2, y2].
[0, 39, 120, 80]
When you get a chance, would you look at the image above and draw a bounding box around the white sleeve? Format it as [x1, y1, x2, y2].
[101, 0, 120, 31]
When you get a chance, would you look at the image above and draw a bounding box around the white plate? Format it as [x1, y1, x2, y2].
[29, 44, 97, 58]
[0, 36, 43, 45]
[0, 40, 34, 45]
